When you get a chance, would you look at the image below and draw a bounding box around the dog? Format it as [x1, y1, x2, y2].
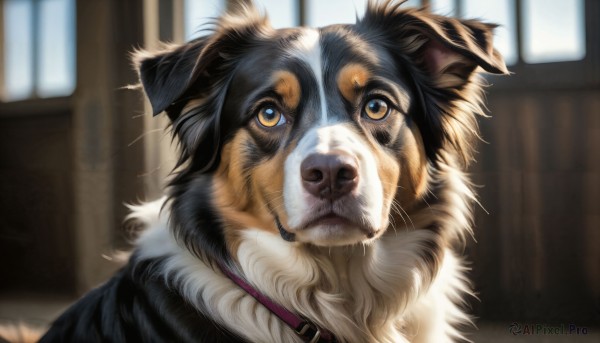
[33, 1, 507, 342]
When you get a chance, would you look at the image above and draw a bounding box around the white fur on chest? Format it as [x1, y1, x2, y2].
[236, 228, 470, 343]
[131, 198, 471, 343]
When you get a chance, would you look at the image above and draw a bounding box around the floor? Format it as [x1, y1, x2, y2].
[0, 294, 74, 328]
[1, 295, 598, 342]
[0, 294, 75, 342]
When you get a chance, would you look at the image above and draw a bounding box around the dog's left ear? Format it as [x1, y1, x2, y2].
[360, 3, 509, 88]
[418, 17, 509, 88]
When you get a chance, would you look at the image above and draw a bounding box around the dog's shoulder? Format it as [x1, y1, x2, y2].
[39, 256, 244, 343]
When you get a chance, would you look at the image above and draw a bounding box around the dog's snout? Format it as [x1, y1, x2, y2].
[300, 153, 358, 200]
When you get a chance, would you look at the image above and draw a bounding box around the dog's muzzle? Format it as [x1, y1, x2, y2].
[282, 124, 386, 246]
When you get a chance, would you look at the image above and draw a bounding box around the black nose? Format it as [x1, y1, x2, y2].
[300, 153, 358, 200]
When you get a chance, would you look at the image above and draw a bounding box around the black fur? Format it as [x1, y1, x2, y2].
[169, 175, 230, 262]
[39, 256, 242, 343]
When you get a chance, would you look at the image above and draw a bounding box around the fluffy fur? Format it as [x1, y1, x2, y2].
[33, 1, 507, 342]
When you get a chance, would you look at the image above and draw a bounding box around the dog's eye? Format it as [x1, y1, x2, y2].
[257, 105, 286, 128]
[363, 98, 390, 121]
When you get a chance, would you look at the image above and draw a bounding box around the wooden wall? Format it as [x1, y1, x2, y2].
[0, 109, 75, 293]
[469, 88, 600, 324]
[0, 0, 146, 295]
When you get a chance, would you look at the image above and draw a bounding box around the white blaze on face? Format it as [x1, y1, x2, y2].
[282, 28, 386, 245]
[283, 124, 385, 239]
[291, 28, 329, 125]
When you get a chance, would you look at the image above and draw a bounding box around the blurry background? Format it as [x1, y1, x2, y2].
[0, 0, 598, 340]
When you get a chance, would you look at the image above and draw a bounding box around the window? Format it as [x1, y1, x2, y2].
[431, 0, 585, 65]
[522, 0, 585, 63]
[305, 0, 367, 27]
[184, 0, 225, 41]
[430, 0, 456, 16]
[462, 0, 517, 65]
[402, 0, 422, 8]
[184, 0, 299, 40]
[2, 0, 76, 101]
[255, 0, 297, 28]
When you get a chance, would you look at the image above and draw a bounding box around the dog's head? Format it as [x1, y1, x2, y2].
[135, 1, 507, 251]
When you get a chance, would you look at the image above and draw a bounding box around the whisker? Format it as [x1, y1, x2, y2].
[128, 129, 165, 147]
[390, 200, 408, 229]
[398, 204, 416, 231]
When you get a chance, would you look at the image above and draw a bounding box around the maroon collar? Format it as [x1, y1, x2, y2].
[218, 262, 336, 343]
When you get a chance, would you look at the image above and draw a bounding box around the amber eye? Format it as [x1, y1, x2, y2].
[257, 105, 286, 128]
[363, 98, 390, 120]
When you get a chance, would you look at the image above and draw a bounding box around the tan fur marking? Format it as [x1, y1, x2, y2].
[213, 130, 297, 256]
[337, 63, 371, 102]
[398, 125, 429, 208]
[214, 131, 274, 255]
[370, 143, 401, 224]
[272, 71, 301, 109]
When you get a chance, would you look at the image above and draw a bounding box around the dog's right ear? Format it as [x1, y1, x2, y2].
[133, 4, 272, 174]
[133, 38, 208, 117]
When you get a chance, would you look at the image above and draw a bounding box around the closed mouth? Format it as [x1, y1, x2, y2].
[304, 213, 352, 228]
[299, 212, 378, 239]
